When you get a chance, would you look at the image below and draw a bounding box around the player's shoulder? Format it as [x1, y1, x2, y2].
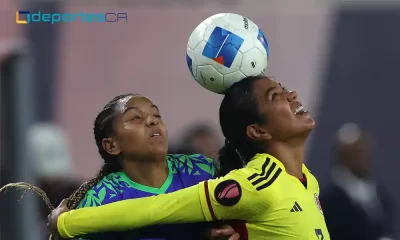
[218, 154, 284, 196]
[167, 153, 214, 164]
[167, 153, 216, 177]
[245, 154, 284, 189]
[78, 172, 124, 208]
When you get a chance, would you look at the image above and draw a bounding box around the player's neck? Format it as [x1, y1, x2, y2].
[267, 142, 304, 179]
[121, 157, 169, 188]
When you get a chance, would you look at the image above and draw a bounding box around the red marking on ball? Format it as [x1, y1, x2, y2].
[213, 56, 225, 65]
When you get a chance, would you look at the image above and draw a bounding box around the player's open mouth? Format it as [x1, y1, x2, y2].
[151, 133, 161, 137]
[295, 105, 307, 115]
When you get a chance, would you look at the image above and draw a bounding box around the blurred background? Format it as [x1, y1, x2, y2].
[1, 0, 400, 239]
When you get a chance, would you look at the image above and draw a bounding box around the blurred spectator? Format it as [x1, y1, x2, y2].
[320, 123, 396, 240]
[176, 123, 221, 159]
[28, 123, 80, 221]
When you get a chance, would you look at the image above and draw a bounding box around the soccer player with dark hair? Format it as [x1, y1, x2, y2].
[71, 93, 233, 240]
[48, 76, 330, 239]
[2, 94, 239, 240]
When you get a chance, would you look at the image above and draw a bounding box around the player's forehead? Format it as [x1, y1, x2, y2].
[114, 95, 156, 113]
[252, 77, 281, 96]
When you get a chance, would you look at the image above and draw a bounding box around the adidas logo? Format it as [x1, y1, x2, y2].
[290, 201, 303, 212]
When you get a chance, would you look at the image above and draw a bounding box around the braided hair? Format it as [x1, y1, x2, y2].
[0, 93, 138, 239]
[217, 76, 268, 176]
[67, 93, 137, 209]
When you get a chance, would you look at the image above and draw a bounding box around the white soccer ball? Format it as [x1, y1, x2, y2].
[186, 13, 269, 94]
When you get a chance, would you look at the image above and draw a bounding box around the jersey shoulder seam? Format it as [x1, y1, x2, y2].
[245, 156, 283, 191]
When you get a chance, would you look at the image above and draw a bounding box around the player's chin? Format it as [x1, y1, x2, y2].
[302, 118, 315, 135]
[306, 116, 315, 129]
[294, 116, 315, 136]
[296, 112, 315, 126]
[149, 143, 169, 156]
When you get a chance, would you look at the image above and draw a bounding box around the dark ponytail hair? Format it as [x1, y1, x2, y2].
[217, 76, 269, 177]
[217, 140, 245, 176]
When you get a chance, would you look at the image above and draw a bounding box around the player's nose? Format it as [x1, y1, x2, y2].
[287, 91, 298, 101]
[146, 115, 160, 126]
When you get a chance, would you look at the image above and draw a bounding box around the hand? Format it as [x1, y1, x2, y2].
[210, 224, 240, 240]
[47, 199, 70, 239]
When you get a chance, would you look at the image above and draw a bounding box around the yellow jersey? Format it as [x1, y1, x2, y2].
[58, 154, 330, 240]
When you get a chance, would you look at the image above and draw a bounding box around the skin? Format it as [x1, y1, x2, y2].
[48, 95, 239, 240]
[245, 78, 315, 178]
[48, 77, 314, 237]
[104, 96, 170, 187]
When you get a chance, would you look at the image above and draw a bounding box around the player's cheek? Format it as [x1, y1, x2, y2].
[160, 122, 168, 134]
[272, 107, 296, 133]
[128, 128, 145, 146]
[275, 104, 294, 121]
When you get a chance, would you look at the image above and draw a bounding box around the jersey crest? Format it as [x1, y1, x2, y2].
[214, 179, 242, 206]
[314, 193, 323, 215]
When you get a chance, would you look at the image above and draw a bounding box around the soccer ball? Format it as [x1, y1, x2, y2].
[186, 13, 269, 94]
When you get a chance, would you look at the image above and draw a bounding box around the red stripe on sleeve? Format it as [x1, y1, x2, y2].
[228, 220, 249, 240]
[204, 180, 217, 221]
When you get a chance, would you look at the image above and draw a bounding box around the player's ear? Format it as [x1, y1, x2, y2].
[246, 124, 272, 141]
[102, 138, 121, 156]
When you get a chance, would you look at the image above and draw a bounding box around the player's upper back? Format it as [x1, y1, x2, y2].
[202, 153, 329, 239]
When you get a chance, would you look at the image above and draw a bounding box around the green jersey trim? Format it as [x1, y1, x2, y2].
[119, 160, 173, 194]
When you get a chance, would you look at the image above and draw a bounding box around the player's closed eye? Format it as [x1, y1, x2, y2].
[273, 87, 289, 99]
[130, 115, 142, 121]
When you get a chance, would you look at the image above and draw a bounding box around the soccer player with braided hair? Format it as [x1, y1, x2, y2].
[48, 76, 330, 239]
[2, 93, 240, 240]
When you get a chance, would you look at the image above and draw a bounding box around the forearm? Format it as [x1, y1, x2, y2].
[57, 185, 207, 239]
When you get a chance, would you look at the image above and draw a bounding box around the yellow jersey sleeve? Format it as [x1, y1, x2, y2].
[57, 169, 268, 239]
[57, 185, 207, 239]
[198, 169, 269, 221]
